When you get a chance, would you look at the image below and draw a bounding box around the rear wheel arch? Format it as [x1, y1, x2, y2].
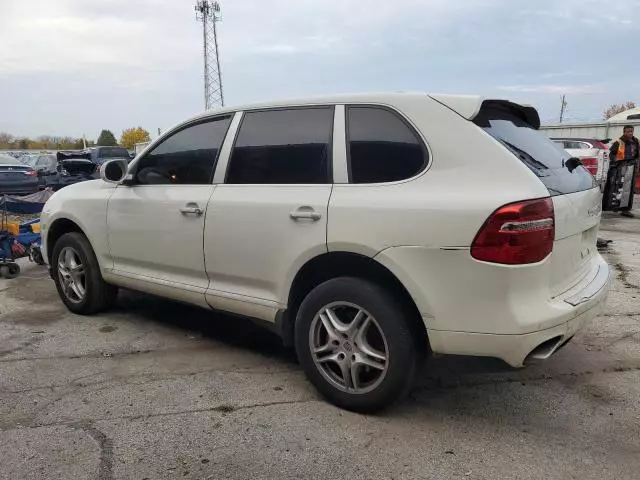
[281, 251, 429, 352]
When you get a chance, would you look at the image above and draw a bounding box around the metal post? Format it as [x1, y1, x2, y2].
[195, 1, 224, 110]
[212, 16, 224, 107]
[202, 6, 209, 109]
[559, 94, 567, 123]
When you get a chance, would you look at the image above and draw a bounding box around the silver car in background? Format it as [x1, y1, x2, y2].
[552, 138, 610, 189]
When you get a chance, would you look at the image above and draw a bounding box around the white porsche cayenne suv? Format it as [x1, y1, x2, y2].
[41, 93, 611, 412]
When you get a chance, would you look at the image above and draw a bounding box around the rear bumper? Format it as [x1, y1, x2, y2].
[427, 261, 611, 367]
[375, 246, 611, 367]
[427, 301, 605, 367]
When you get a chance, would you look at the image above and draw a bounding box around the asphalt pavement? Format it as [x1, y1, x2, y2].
[0, 212, 639, 479]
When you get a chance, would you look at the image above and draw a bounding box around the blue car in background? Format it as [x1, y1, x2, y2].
[0, 154, 40, 196]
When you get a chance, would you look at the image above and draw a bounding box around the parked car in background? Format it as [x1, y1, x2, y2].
[552, 138, 610, 188]
[0, 154, 39, 195]
[89, 146, 131, 166]
[42, 93, 611, 412]
[37, 152, 97, 191]
[31, 154, 57, 175]
[20, 155, 38, 168]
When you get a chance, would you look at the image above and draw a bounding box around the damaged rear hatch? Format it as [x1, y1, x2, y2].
[56, 151, 97, 177]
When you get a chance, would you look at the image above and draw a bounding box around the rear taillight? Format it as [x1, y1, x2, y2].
[24, 169, 37, 177]
[471, 198, 555, 265]
[581, 157, 598, 176]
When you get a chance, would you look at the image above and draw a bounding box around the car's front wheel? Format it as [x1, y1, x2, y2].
[52, 232, 117, 315]
[295, 277, 418, 412]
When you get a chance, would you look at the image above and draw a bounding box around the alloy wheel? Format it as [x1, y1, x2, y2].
[309, 302, 389, 394]
[57, 246, 86, 303]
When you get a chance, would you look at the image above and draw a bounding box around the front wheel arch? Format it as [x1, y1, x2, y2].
[46, 218, 86, 265]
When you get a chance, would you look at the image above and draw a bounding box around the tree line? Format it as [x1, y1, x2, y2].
[0, 127, 151, 151]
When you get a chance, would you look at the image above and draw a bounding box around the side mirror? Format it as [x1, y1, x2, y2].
[100, 159, 129, 184]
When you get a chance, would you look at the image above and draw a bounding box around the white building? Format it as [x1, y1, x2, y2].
[134, 141, 152, 156]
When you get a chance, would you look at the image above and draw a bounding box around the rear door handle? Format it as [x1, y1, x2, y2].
[180, 203, 204, 216]
[290, 208, 322, 221]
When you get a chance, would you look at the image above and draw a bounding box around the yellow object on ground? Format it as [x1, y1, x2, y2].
[5, 222, 20, 235]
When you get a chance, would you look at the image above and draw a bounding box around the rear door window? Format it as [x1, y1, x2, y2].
[475, 102, 595, 196]
[226, 107, 333, 184]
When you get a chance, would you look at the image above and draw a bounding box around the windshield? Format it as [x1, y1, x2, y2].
[0, 154, 24, 165]
[474, 102, 595, 196]
[98, 147, 129, 158]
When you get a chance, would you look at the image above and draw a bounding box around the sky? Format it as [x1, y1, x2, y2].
[0, 0, 638, 140]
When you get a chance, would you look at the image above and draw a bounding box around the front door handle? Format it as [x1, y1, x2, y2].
[290, 208, 322, 221]
[180, 203, 204, 216]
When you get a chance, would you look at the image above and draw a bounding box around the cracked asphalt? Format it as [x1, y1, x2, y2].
[1, 212, 640, 480]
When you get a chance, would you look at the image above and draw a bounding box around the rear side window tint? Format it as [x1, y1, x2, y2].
[347, 106, 427, 184]
[475, 102, 595, 196]
[226, 107, 333, 184]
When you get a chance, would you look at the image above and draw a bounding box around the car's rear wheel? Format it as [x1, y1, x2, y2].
[52, 232, 118, 315]
[295, 277, 417, 412]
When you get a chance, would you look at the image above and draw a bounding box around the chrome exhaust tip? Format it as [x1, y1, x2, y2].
[524, 335, 565, 365]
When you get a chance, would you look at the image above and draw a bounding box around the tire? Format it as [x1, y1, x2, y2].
[295, 277, 417, 413]
[31, 247, 46, 266]
[51, 232, 118, 315]
[0, 263, 20, 279]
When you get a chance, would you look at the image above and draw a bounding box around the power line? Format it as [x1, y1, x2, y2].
[195, 1, 224, 109]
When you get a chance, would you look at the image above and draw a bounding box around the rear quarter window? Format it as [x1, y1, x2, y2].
[475, 102, 595, 196]
[346, 106, 427, 184]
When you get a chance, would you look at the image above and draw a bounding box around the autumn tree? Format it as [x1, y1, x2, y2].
[603, 101, 637, 120]
[36, 135, 55, 148]
[120, 127, 151, 150]
[96, 129, 118, 146]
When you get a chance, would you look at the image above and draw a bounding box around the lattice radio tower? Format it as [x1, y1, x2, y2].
[195, 1, 224, 109]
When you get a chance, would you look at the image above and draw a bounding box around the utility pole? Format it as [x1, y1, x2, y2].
[194, 1, 224, 110]
[559, 94, 567, 123]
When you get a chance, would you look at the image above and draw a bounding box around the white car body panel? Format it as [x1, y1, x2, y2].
[327, 97, 548, 255]
[106, 184, 216, 307]
[40, 92, 611, 368]
[204, 184, 331, 320]
[41, 180, 115, 270]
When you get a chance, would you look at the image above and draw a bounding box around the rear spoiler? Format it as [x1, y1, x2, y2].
[57, 151, 91, 161]
[429, 95, 540, 129]
[472, 100, 541, 130]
